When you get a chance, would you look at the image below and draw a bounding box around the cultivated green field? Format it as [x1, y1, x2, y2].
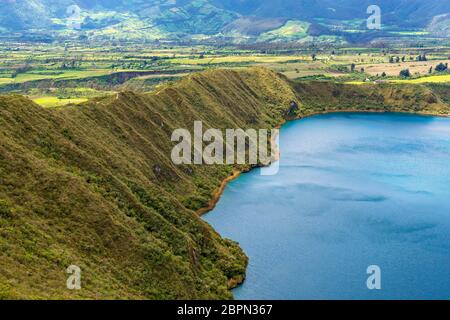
[391, 74, 450, 83]
[0, 42, 449, 107]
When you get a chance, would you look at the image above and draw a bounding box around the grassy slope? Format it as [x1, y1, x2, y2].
[291, 80, 450, 116]
[1, 67, 450, 300]
[0, 67, 295, 299]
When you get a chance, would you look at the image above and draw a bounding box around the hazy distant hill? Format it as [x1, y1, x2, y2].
[0, 0, 449, 42]
[214, 0, 450, 27]
[0, 0, 50, 31]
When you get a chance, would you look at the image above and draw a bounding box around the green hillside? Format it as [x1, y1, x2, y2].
[1, 67, 450, 299]
[0, 67, 295, 299]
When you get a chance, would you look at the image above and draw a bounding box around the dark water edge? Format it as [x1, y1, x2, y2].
[204, 113, 450, 300]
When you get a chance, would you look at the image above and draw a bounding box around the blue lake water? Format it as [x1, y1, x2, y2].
[204, 113, 450, 300]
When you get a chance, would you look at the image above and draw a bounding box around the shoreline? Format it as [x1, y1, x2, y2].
[197, 109, 450, 293]
[196, 108, 450, 294]
[196, 170, 244, 216]
[196, 109, 450, 218]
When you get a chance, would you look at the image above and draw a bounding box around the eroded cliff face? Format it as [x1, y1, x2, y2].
[0, 67, 449, 299]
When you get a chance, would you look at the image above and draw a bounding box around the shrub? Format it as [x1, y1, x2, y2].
[0, 199, 12, 218]
[435, 63, 448, 72]
[399, 69, 411, 78]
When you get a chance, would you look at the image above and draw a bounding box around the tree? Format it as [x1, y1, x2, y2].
[399, 69, 411, 78]
[417, 54, 427, 62]
[389, 56, 395, 63]
[381, 72, 387, 77]
[435, 62, 448, 72]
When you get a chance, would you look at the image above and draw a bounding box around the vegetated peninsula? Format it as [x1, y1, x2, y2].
[1, 67, 450, 299]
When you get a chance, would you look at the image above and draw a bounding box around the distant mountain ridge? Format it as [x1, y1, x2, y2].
[213, 0, 450, 27]
[0, 0, 449, 42]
